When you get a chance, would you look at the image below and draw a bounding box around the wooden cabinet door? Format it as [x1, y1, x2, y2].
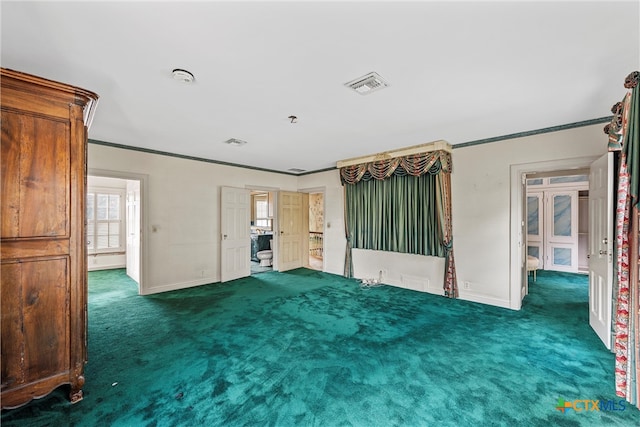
[1, 109, 75, 408]
[1, 259, 70, 388]
[1, 111, 70, 239]
[1, 68, 97, 409]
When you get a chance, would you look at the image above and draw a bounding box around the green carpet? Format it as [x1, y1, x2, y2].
[2, 268, 638, 426]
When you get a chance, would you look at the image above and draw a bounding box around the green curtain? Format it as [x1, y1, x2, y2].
[613, 70, 639, 408]
[345, 172, 445, 257]
[341, 149, 457, 297]
[624, 71, 639, 208]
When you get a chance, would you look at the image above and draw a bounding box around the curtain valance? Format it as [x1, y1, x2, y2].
[340, 150, 452, 185]
[604, 73, 636, 152]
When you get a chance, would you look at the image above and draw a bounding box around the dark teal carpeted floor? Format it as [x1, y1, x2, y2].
[2, 268, 638, 426]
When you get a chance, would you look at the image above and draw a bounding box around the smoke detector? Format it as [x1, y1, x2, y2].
[223, 138, 247, 147]
[172, 68, 195, 83]
[344, 72, 390, 95]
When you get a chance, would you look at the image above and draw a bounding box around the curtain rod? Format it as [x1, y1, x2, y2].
[336, 140, 451, 168]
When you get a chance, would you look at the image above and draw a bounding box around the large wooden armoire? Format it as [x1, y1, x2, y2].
[1, 68, 98, 409]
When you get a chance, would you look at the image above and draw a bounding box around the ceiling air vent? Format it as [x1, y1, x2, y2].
[344, 72, 390, 95]
[223, 138, 247, 147]
[288, 168, 306, 173]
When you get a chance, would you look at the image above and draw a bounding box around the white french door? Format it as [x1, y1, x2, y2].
[544, 191, 579, 272]
[220, 186, 251, 282]
[588, 152, 614, 350]
[526, 191, 544, 269]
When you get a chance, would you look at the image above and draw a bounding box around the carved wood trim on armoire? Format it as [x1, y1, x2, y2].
[1, 68, 98, 409]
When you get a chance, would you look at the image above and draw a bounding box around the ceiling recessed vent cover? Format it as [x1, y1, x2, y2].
[223, 138, 247, 147]
[344, 72, 390, 95]
[288, 168, 306, 173]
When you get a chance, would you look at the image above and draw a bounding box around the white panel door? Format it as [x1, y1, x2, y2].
[545, 191, 578, 272]
[126, 180, 140, 284]
[220, 186, 251, 282]
[589, 152, 614, 350]
[278, 191, 305, 272]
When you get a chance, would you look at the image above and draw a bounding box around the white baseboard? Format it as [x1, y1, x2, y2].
[458, 291, 512, 309]
[141, 277, 217, 295]
[88, 263, 126, 271]
[138, 271, 513, 311]
[383, 280, 445, 296]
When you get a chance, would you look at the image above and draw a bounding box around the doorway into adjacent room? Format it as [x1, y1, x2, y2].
[307, 191, 324, 271]
[524, 171, 590, 275]
[510, 156, 598, 309]
[510, 154, 614, 351]
[88, 169, 146, 294]
[249, 190, 275, 275]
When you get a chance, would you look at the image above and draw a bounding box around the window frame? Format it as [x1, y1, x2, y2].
[253, 193, 272, 230]
[86, 187, 126, 255]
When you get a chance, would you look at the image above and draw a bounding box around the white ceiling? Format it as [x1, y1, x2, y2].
[2, 1, 638, 174]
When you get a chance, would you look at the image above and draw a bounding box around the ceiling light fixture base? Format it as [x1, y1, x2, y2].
[172, 68, 195, 83]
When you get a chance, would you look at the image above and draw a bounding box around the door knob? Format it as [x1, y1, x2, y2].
[599, 250, 607, 255]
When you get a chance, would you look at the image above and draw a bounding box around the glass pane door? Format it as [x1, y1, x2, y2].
[526, 191, 544, 268]
[545, 191, 578, 272]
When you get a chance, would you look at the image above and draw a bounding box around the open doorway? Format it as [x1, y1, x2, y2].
[524, 170, 590, 276]
[242, 186, 315, 276]
[249, 190, 275, 275]
[509, 156, 598, 310]
[510, 152, 616, 350]
[516, 154, 615, 351]
[308, 191, 324, 271]
[88, 169, 146, 294]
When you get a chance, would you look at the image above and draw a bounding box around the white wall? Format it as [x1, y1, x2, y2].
[352, 249, 445, 294]
[452, 123, 606, 308]
[88, 144, 298, 295]
[89, 123, 609, 306]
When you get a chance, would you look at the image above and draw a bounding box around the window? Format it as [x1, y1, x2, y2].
[549, 174, 588, 184]
[253, 193, 272, 229]
[86, 189, 125, 254]
[527, 175, 589, 188]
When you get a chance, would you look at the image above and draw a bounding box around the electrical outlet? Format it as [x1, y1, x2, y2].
[463, 281, 471, 290]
